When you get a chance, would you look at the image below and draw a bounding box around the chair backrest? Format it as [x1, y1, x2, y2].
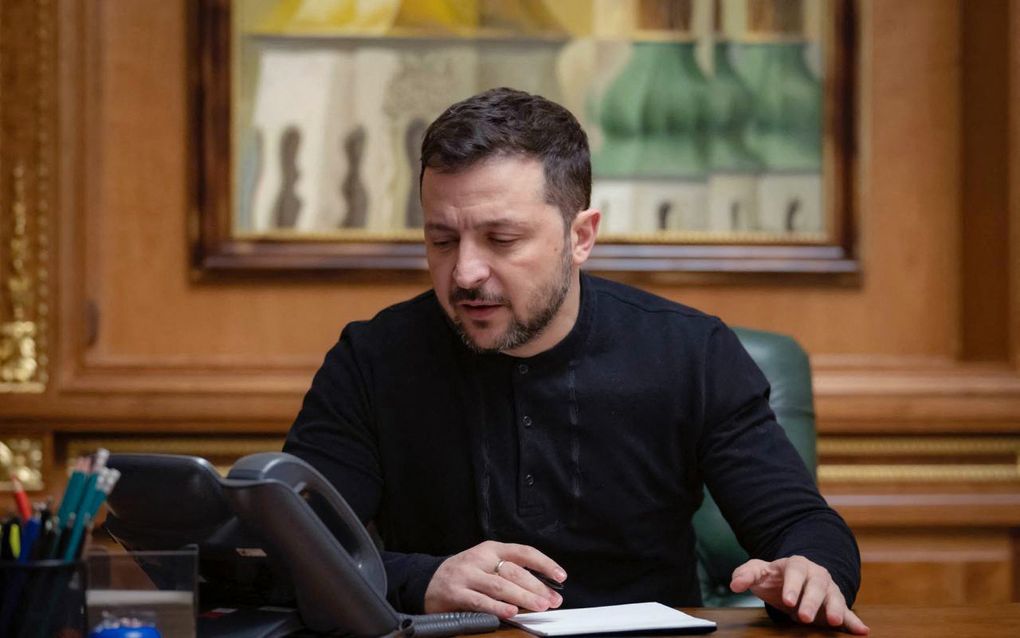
[692, 327, 817, 606]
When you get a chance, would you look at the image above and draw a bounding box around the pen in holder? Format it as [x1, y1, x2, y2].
[0, 559, 87, 638]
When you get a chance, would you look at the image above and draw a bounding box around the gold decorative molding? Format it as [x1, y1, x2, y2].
[820, 464, 1020, 483]
[819, 436, 1020, 456]
[0, 437, 45, 491]
[0, 0, 54, 393]
[818, 436, 1020, 483]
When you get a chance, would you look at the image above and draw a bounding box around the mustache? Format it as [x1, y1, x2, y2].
[450, 287, 508, 305]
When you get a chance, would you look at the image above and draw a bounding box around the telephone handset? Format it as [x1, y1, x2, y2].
[221, 452, 405, 637]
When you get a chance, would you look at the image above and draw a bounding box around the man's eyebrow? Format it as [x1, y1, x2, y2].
[424, 222, 456, 234]
[476, 218, 530, 231]
[424, 218, 531, 233]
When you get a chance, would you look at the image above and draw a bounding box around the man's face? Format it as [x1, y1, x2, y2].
[422, 156, 577, 356]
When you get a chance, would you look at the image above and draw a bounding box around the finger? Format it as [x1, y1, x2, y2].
[500, 543, 567, 583]
[843, 608, 870, 635]
[795, 572, 829, 624]
[472, 571, 553, 613]
[498, 562, 563, 607]
[729, 558, 772, 593]
[822, 584, 848, 627]
[453, 588, 519, 619]
[779, 560, 808, 608]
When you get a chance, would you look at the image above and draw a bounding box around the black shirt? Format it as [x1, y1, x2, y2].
[284, 274, 860, 614]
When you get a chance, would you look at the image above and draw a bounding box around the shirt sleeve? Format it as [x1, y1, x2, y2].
[283, 327, 445, 613]
[695, 321, 861, 609]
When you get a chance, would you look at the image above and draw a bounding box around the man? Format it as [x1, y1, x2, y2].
[284, 88, 867, 634]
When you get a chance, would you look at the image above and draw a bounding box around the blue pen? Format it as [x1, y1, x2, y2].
[62, 483, 99, 562]
[63, 468, 120, 561]
[47, 458, 89, 559]
[17, 517, 40, 563]
[55, 458, 88, 524]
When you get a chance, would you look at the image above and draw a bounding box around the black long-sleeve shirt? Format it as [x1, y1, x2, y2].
[284, 274, 860, 614]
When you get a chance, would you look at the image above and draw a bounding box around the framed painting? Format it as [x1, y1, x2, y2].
[190, 0, 857, 278]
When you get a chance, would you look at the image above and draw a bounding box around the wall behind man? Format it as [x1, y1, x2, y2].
[0, 0, 1017, 605]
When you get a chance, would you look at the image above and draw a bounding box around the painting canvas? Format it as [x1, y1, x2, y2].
[230, 0, 832, 243]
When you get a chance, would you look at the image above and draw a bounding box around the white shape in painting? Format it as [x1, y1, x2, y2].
[756, 173, 822, 233]
[250, 45, 350, 231]
[708, 173, 759, 231]
[351, 46, 401, 230]
[590, 179, 636, 234]
[634, 179, 709, 231]
[381, 44, 480, 229]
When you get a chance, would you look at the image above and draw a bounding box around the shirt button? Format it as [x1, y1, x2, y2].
[518, 364, 529, 374]
[525, 474, 535, 486]
[522, 415, 533, 428]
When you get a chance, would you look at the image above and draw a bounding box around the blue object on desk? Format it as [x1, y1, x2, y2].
[89, 616, 162, 638]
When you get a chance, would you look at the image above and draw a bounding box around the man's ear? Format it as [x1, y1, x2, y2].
[570, 208, 601, 265]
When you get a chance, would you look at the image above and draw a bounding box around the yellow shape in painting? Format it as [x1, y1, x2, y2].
[258, 0, 402, 35]
[256, 0, 488, 36]
[479, 0, 567, 35]
[251, 0, 590, 37]
[391, 0, 478, 35]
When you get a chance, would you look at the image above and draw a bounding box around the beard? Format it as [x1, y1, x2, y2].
[449, 241, 573, 354]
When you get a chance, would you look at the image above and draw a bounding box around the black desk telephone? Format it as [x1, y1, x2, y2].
[104, 452, 501, 638]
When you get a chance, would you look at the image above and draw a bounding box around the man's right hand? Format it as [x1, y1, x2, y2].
[423, 540, 567, 618]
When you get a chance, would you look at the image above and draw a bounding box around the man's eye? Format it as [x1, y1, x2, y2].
[490, 236, 518, 246]
[430, 238, 456, 249]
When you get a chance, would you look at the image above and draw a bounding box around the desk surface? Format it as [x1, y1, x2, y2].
[484, 605, 1020, 637]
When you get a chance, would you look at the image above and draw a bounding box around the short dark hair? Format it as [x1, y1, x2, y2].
[420, 87, 591, 224]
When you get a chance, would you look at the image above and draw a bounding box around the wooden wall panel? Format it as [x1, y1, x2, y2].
[855, 529, 1015, 605]
[1011, 0, 1020, 370]
[960, 0, 1010, 362]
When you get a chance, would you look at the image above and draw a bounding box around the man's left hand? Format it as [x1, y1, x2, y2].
[730, 556, 869, 635]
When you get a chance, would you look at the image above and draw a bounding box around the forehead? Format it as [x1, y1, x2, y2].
[421, 156, 550, 221]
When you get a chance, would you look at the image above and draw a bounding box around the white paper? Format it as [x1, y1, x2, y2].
[505, 602, 716, 636]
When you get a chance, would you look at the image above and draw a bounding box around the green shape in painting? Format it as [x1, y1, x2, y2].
[740, 40, 822, 172]
[706, 40, 762, 173]
[594, 41, 708, 179]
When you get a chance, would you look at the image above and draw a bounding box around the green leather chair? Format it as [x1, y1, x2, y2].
[692, 327, 817, 607]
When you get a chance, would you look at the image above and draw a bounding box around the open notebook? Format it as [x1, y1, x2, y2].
[505, 602, 717, 636]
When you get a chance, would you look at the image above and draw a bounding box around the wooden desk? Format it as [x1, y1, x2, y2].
[484, 605, 1020, 637]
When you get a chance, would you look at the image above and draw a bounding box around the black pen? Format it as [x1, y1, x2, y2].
[527, 568, 564, 591]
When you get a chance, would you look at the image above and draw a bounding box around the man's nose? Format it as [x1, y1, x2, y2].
[453, 243, 490, 290]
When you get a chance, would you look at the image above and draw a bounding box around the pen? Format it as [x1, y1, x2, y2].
[527, 568, 565, 591]
[46, 457, 88, 559]
[5, 520, 20, 560]
[63, 467, 120, 561]
[17, 516, 40, 563]
[0, 518, 15, 560]
[55, 458, 87, 522]
[10, 475, 32, 521]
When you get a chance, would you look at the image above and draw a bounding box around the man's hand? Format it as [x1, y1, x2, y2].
[424, 540, 566, 618]
[730, 556, 869, 635]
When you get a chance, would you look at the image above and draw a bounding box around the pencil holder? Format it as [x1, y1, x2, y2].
[0, 559, 87, 638]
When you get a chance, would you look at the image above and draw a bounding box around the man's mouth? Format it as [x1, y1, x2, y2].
[458, 301, 504, 321]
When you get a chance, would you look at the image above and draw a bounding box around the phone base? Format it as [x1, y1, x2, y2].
[197, 605, 304, 638]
